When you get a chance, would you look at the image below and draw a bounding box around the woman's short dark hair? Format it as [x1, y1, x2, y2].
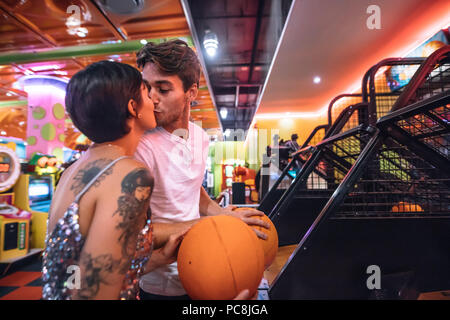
[136, 39, 200, 92]
[65, 60, 143, 143]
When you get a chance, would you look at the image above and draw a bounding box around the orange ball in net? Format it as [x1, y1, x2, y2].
[177, 215, 265, 300]
[233, 208, 279, 269]
[391, 201, 423, 213]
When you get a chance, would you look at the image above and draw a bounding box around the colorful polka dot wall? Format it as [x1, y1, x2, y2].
[24, 78, 67, 161]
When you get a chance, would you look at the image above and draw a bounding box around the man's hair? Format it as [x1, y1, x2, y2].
[65, 60, 143, 143]
[136, 39, 201, 92]
[291, 133, 298, 140]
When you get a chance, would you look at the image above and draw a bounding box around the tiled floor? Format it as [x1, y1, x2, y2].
[0, 256, 42, 300]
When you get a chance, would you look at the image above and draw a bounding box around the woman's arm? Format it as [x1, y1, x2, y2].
[141, 227, 190, 274]
[73, 165, 153, 300]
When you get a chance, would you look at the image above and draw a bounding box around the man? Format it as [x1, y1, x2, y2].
[134, 39, 270, 300]
[285, 133, 300, 156]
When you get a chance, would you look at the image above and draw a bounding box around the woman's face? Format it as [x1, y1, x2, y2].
[134, 185, 151, 202]
[136, 82, 157, 131]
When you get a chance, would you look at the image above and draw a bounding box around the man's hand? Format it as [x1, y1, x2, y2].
[233, 289, 259, 300]
[224, 206, 270, 240]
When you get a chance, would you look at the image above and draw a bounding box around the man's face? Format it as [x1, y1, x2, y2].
[142, 63, 189, 127]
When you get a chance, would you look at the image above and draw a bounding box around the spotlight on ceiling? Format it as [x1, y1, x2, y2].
[313, 76, 321, 84]
[220, 108, 228, 119]
[203, 29, 218, 57]
[100, 0, 145, 14]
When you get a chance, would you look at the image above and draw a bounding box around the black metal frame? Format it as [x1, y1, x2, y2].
[267, 46, 450, 299]
[258, 57, 429, 215]
[269, 90, 450, 299]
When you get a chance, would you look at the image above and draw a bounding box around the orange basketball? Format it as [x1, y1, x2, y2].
[177, 215, 264, 300]
[392, 201, 423, 213]
[233, 208, 279, 269]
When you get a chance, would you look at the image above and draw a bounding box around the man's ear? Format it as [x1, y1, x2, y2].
[127, 99, 137, 117]
[187, 83, 198, 102]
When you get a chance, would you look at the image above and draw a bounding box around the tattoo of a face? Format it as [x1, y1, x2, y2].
[70, 159, 114, 194]
[113, 168, 154, 272]
[76, 253, 121, 299]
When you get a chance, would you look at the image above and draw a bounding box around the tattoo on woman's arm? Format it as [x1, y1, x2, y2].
[70, 159, 114, 194]
[113, 168, 154, 272]
[75, 252, 121, 299]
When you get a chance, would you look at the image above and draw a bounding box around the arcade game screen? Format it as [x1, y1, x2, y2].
[28, 176, 53, 212]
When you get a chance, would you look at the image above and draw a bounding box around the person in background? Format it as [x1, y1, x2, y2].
[285, 133, 300, 156]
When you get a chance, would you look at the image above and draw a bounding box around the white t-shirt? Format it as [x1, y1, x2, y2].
[135, 121, 209, 296]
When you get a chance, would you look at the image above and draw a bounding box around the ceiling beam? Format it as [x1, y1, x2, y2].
[0, 3, 86, 70]
[0, 3, 58, 47]
[247, 0, 265, 83]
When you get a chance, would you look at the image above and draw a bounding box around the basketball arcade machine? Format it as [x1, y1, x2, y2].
[268, 46, 450, 299]
[258, 94, 362, 214]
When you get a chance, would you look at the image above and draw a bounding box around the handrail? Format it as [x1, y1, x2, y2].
[391, 45, 450, 112]
[361, 57, 426, 125]
[324, 102, 369, 139]
[300, 125, 328, 149]
[327, 93, 362, 128]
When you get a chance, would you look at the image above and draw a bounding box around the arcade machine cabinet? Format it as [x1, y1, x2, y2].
[13, 173, 53, 249]
[0, 145, 32, 263]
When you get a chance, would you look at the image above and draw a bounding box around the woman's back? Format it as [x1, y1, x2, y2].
[43, 146, 154, 299]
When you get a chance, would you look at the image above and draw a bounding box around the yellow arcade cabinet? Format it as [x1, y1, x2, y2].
[0, 145, 32, 262]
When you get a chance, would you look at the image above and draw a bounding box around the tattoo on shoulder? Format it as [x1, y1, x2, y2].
[113, 168, 154, 272]
[70, 158, 114, 195]
[75, 252, 121, 299]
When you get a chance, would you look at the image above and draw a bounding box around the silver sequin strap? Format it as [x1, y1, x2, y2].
[74, 156, 131, 203]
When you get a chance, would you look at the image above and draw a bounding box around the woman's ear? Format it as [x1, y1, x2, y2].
[128, 99, 137, 117]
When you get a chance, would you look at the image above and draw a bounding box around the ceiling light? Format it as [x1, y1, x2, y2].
[100, 0, 145, 14]
[140, 39, 148, 45]
[6, 92, 12, 96]
[203, 29, 218, 57]
[30, 64, 61, 72]
[313, 76, 321, 84]
[1, 131, 6, 135]
[76, 30, 87, 38]
[220, 108, 228, 119]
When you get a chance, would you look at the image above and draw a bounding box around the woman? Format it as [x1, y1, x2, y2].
[42, 61, 187, 300]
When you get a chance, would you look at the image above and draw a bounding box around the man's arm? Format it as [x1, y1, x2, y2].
[199, 186, 270, 239]
[199, 186, 224, 216]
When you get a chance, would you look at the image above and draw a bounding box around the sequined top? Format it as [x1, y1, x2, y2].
[42, 156, 153, 300]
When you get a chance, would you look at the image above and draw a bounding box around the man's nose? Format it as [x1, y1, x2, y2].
[150, 88, 159, 103]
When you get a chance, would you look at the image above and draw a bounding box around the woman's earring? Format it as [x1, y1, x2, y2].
[138, 113, 143, 119]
